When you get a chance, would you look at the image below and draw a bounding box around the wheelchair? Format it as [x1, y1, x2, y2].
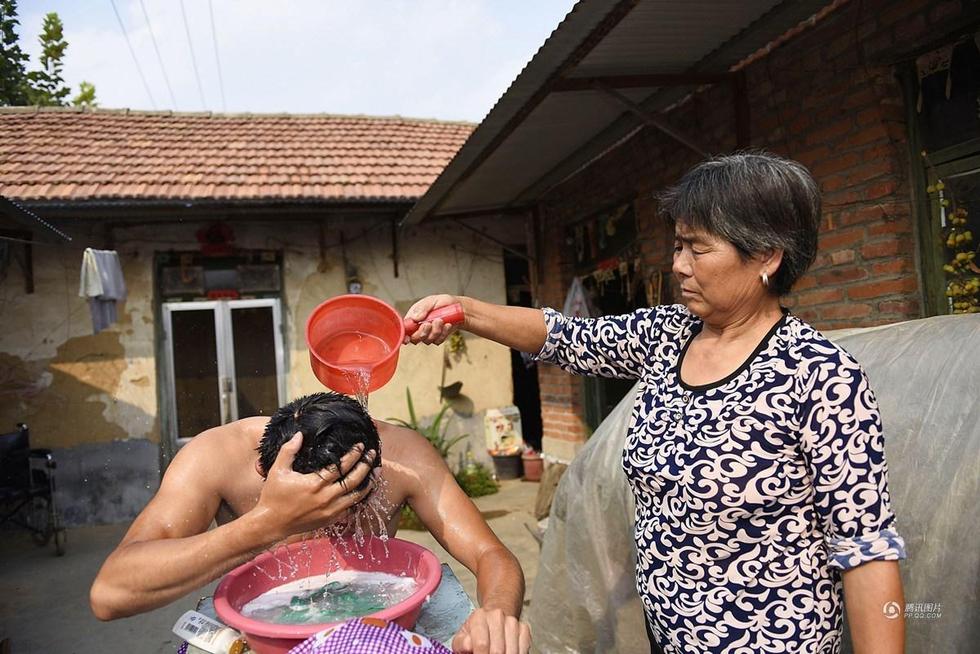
[0, 423, 66, 555]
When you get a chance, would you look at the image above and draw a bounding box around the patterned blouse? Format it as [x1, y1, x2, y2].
[537, 304, 906, 654]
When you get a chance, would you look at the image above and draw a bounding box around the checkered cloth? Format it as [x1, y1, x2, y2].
[288, 617, 451, 653]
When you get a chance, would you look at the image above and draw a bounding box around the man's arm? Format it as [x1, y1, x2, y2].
[90, 430, 376, 620]
[843, 560, 905, 654]
[393, 428, 530, 653]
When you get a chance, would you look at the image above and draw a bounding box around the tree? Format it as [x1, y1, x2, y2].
[1, 6, 97, 107]
[0, 0, 30, 105]
[26, 12, 70, 106]
[72, 80, 96, 108]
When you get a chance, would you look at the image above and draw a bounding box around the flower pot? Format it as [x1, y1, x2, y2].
[521, 454, 543, 482]
[491, 454, 523, 480]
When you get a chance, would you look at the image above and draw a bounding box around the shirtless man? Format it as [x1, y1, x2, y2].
[90, 392, 531, 654]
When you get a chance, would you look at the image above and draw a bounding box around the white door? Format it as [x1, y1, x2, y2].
[162, 299, 285, 446]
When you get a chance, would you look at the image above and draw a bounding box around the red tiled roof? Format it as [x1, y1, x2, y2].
[0, 107, 474, 204]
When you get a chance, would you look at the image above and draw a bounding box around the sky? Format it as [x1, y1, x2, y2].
[16, 1, 577, 122]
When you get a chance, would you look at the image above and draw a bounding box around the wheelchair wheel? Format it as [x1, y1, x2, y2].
[27, 496, 54, 546]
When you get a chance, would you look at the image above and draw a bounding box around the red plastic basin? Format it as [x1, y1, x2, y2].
[306, 294, 405, 395]
[213, 537, 442, 654]
[305, 294, 465, 395]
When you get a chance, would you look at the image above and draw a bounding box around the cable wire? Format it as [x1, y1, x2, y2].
[179, 0, 207, 109]
[108, 0, 157, 109]
[138, 0, 179, 109]
[207, 0, 227, 111]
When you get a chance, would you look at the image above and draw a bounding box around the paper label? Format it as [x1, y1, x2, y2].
[172, 610, 224, 646]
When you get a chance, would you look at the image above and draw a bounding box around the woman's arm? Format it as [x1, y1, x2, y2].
[405, 294, 660, 380]
[405, 294, 547, 353]
[797, 346, 907, 651]
[843, 560, 905, 654]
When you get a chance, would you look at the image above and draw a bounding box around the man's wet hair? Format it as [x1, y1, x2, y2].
[257, 392, 380, 488]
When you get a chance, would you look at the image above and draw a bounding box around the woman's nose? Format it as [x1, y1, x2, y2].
[672, 252, 690, 278]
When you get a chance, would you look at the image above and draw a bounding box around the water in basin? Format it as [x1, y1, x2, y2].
[241, 569, 418, 625]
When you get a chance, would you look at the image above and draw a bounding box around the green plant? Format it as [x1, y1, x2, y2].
[398, 505, 425, 531]
[454, 460, 499, 498]
[388, 388, 468, 461]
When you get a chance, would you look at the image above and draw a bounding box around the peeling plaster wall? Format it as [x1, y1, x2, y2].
[0, 241, 158, 448]
[0, 215, 517, 524]
[285, 218, 515, 421]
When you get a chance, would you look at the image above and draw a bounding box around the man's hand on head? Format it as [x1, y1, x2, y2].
[251, 432, 376, 540]
[451, 607, 531, 654]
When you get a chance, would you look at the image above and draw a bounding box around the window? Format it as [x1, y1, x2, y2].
[905, 35, 980, 315]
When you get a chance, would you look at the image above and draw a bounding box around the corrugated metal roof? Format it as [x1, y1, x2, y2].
[573, 0, 784, 76]
[404, 0, 837, 224]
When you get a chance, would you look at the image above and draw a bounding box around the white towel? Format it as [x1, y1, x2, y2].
[562, 276, 593, 318]
[79, 248, 127, 333]
[79, 248, 103, 298]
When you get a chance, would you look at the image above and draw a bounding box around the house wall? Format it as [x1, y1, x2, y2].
[533, 0, 970, 461]
[0, 215, 516, 525]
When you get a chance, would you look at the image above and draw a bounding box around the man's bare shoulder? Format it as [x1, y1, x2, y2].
[375, 420, 436, 460]
[373, 420, 451, 498]
[168, 417, 269, 481]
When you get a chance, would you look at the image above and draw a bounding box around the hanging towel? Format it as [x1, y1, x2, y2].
[79, 248, 127, 334]
[562, 275, 593, 318]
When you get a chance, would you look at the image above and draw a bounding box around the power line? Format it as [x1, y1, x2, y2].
[178, 0, 207, 109]
[138, 0, 178, 109]
[207, 0, 226, 111]
[108, 0, 157, 109]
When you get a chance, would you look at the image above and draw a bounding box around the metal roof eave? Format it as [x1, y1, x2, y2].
[404, 0, 838, 225]
[402, 0, 634, 226]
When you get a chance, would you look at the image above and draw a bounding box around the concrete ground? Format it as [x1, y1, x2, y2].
[0, 479, 541, 654]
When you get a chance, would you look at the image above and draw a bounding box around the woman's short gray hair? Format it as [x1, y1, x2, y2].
[657, 151, 821, 295]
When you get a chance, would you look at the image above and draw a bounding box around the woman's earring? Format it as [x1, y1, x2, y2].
[761, 272, 770, 288]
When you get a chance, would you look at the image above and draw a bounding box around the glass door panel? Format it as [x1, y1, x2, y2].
[167, 306, 223, 439]
[230, 304, 281, 418]
[163, 299, 284, 447]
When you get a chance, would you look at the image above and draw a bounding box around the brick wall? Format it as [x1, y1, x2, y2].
[533, 0, 969, 456]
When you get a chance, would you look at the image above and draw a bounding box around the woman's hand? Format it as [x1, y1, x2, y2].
[250, 432, 376, 540]
[404, 293, 461, 345]
[403, 295, 548, 353]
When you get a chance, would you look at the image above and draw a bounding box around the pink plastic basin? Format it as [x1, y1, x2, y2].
[213, 537, 442, 654]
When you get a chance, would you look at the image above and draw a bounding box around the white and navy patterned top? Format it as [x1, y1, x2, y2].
[537, 304, 906, 654]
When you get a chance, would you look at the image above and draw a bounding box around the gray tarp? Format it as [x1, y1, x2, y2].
[528, 314, 980, 653]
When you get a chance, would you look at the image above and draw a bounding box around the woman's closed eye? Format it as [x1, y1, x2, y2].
[674, 242, 707, 256]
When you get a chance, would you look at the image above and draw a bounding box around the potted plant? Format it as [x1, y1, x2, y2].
[488, 444, 523, 480]
[521, 446, 543, 482]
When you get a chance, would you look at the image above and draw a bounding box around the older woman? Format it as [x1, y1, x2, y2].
[405, 152, 906, 654]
